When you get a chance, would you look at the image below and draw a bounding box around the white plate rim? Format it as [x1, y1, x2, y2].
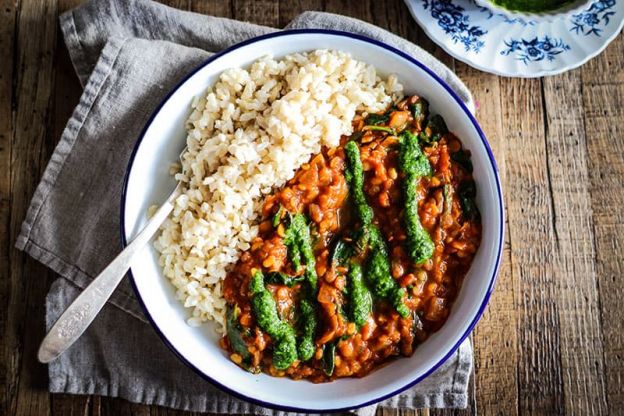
[404, 0, 624, 78]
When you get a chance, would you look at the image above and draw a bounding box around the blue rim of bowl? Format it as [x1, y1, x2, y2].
[120, 28, 504, 414]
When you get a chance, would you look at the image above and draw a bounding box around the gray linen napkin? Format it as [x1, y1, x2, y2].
[16, 0, 474, 413]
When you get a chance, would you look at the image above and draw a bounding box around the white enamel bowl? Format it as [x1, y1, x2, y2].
[121, 30, 504, 413]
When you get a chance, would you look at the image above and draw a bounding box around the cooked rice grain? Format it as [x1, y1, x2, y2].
[154, 50, 403, 333]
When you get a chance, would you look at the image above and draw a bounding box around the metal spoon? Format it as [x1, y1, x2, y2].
[37, 150, 186, 363]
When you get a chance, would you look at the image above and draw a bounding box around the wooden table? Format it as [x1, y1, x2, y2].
[2, 0, 622, 415]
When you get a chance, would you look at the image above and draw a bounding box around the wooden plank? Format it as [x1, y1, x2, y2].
[8, 0, 63, 414]
[457, 63, 519, 416]
[0, 0, 18, 414]
[323, 0, 373, 23]
[158, 0, 191, 11]
[189, 0, 232, 17]
[232, 0, 279, 26]
[148, 404, 205, 415]
[12, 265, 55, 416]
[368, 0, 414, 38]
[278, 0, 322, 28]
[373, 0, 412, 30]
[91, 396, 101, 416]
[51, 394, 90, 416]
[542, 69, 608, 414]
[581, 33, 624, 416]
[501, 77, 564, 415]
[98, 397, 151, 416]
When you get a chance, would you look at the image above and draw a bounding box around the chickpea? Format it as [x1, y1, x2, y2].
[359, 348, 372, 362]
[339, 341, 355, 359]
[230, 353, 242, 365]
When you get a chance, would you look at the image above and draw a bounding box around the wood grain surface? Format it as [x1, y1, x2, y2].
[1, 0, 622, 415]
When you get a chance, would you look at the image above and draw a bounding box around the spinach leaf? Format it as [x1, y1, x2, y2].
[350, 131, 364, 142]
[226, 304, 252, 364]
[450, 149, 473, 173]
[458, 180, 480, 222]
[365, 112, 390, 125]
[428, 114, 448, 137]
[412, 310, 426, 347]
[409, 98, 429, 127]
[322, 341, 337, 376]
[419, 114, 448, 144]
[265, 271, 305, 287]
[330, 239, 353, 269]
[364, 125, 394, 134]
[272, 205, 283, 227]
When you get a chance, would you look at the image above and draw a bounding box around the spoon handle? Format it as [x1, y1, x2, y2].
[37, 186, 180, 363]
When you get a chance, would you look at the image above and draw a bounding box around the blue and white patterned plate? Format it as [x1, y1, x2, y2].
[404, 0, 624, 77]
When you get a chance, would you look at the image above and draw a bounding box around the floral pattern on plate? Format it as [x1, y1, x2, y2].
[423, 0, 488, 52]
[404, 0, 624, 76]
[501, 37, 571, 63]
[570, 0, 617, 35]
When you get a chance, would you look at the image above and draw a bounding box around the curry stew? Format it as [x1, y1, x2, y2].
[221, 95, 481, 382]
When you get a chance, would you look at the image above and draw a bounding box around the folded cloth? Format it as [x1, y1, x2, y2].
[16, 0, 474, 414]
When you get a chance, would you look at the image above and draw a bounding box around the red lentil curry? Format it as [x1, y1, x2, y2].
[221, 95, 481, 382]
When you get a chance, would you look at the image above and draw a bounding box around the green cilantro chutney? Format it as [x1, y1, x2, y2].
[489, 0, 573, 12]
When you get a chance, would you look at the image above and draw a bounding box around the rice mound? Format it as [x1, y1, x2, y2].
[154, 50, 403, 333]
